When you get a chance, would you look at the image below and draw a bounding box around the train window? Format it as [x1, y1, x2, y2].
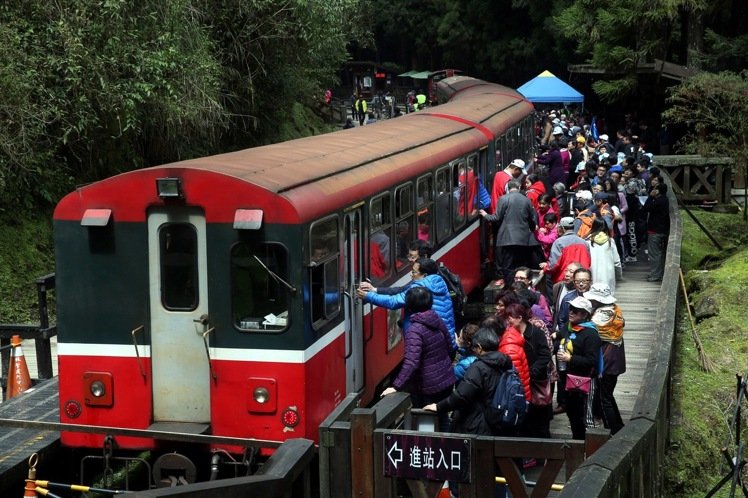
[159, 223, 198, 311]
[309, 217, 341, 326]
[416, 175, 433, 247]
[466, 154, 481, 219]
[369, 194, 392, 284]
[435, 167, 452, 243]
[452, 160, 467, 228]
[394, 184, 415, 271]
[231, 243, 290, 332]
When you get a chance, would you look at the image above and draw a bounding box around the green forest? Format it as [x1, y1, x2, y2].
[1, 1, 748, 497]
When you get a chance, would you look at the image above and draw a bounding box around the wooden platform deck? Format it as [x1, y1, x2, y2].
[550, 257, 661, 438]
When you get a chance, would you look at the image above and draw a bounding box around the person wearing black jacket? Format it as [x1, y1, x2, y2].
[556, 296, 602, 440]
[641, 183, 670, 282]
[424, 328, 512, 436]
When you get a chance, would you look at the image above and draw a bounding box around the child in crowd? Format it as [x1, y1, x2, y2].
[535, 212, 559, 260]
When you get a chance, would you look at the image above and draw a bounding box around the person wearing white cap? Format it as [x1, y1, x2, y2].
[556, 294, 601, 440]
[489, 158, 526, 212]
[584, 283, 626, 435]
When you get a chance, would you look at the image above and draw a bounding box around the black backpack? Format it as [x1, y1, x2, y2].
[484, 366, 528, 433]
[437, 262, 466, 317]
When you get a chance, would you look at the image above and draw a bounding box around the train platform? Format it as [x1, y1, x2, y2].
[549, 256, 660, 439]
[0, 377, 60, 494]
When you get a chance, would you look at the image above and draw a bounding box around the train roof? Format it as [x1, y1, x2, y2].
[55, 78, 533, 224]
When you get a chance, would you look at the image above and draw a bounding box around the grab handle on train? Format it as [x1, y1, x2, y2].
[202, 326, 218, 383]
[130, 326, 147, 382]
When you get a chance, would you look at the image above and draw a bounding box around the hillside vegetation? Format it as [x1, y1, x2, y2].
[666, 207, 748, 497]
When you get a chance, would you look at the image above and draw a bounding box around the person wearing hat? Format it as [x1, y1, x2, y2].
[539, 216, 591, 287]
[584, 283, 626, 435]
[556, 295, 601, 440]
[490, 158, 526, 212]
[597, 134, 615, 155]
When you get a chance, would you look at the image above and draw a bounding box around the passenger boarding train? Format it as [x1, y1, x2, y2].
[53, 76, 535, 454]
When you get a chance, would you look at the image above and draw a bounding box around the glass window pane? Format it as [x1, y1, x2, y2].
[232, 243, 289, 332]
[435, 168, 451, 243]
[310, 217, 340, 326]
[160, 224, 198, 310]
[370, 229, 391, 285]
[452, 161, 467, 227]
[416, 175, 433, 246]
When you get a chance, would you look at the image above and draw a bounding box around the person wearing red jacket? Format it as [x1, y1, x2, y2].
[540, 216, 591, 284]
[498, 318, 531, 401]
[524, 174, 546, 210]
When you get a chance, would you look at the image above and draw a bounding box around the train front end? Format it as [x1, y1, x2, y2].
[54, 167, 345, 452]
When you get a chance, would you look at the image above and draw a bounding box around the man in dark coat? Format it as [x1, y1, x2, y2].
[479, 180, 539, 287]
[641, 183, 670, 282]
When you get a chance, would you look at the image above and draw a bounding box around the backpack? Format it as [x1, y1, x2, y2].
[437, 262, 466, 317]
[576, 212, 596, 238]
[485, 366, 528, 433]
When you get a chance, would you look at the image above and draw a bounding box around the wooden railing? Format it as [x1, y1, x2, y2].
[319, 391, 607, 497]
[556, 176, 683, 497]
[657, 154, 734, 204]
[0, 273, 57, 395]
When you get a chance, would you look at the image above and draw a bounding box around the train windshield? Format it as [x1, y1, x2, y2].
[231, 242, 290, 332]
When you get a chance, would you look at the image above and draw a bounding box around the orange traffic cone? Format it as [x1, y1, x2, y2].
[438, 481, 451, 498]
[7, 335, 32, 399]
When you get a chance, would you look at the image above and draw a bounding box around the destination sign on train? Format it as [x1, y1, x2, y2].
[382, 432, 471, 483]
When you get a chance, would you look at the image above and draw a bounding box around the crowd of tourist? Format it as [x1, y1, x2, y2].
[355, 108, 670, 497]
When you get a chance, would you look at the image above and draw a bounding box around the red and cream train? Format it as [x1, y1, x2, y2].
[53, 76, 534, 454]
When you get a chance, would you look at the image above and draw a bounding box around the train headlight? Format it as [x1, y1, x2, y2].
[253, 387, 270, 404]
[247, 377, 277, 414]
[83, 372, 113, 407]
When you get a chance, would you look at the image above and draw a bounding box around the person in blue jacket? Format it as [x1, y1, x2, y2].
[357, 258, 458, 353]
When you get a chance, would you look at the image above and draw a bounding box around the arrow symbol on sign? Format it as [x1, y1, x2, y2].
[387, 441, 403, 469]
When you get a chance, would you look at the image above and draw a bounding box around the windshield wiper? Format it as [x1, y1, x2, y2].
[253, 255, 297, 293]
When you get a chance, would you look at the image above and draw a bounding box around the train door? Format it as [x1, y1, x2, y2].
[343, 209, 364, 393]
[147, 207, 211, 424]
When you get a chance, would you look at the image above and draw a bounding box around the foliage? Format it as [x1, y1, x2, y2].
[198, 0, 365, 145]
[368, 0, 573, 83]
[679, 207, 748, 270]
[666, 209, 748, 497]
[0, 0, 227, 209]
[0, 211, 54, 323]
[554, 0, 686, 102]
[0, 1, 363, 211]
[663, 71, 748, 218]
